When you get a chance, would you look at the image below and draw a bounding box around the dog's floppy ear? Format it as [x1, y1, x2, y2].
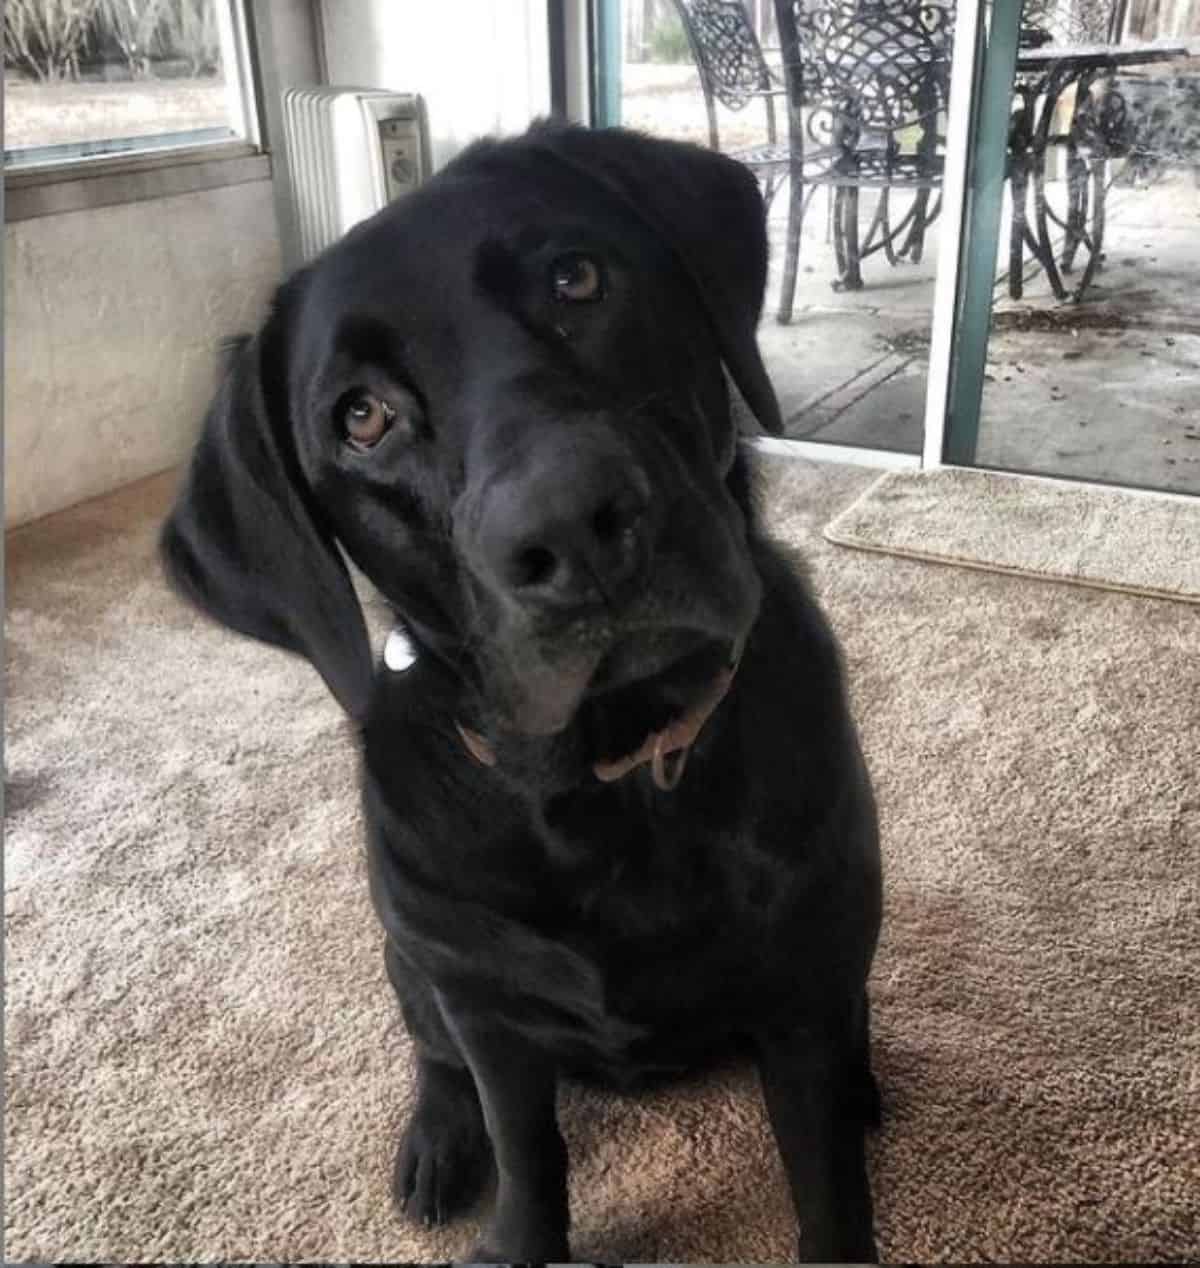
[160, 294, 373, 722]
[530, 124, 783, 435]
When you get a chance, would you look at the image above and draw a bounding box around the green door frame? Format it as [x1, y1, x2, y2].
[593, 0, 623, 127]
[940, 1, 1025, 465]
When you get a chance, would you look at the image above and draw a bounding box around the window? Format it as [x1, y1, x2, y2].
[4, 0, 258, 170]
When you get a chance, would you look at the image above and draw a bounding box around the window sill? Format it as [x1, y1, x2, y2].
[5, 142, 273, 222]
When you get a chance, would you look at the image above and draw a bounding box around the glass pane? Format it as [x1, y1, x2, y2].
[619, 0, 962, 455]
[4, 0, 244, 166]
[965, 1, 1200, 496]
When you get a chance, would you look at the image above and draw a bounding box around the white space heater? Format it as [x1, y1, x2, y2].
[282, 88, 431, 262]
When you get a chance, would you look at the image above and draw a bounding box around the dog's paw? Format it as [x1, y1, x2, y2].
[796, 1224, 879, 1265]
[393, 1090, 492, 1226]
[470, 1235, 571, 1263]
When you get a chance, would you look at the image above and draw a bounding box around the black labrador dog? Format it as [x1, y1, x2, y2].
[161, 122, 883, 1264]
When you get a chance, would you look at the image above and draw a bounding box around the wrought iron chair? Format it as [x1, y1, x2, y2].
[1020, 0, 1128, 46]
[777, 1, 952, 313]
[667, 1, 797, 254]
[671, 0, 952, 320]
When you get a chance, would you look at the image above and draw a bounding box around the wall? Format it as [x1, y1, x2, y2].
[318, 0, 553, 171]
[4, 179, 280, 527]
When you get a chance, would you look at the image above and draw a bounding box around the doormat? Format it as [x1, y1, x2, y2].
[824, 467, 1200, 605]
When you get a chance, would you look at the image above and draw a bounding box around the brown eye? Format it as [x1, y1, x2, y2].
[551, 253, 603, 303]
[341, 393, 394, 450]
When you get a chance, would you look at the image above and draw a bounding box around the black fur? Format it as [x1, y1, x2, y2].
[161, 123, 883, 1263]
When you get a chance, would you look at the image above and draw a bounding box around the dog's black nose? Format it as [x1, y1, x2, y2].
[470, 441, 651, 610]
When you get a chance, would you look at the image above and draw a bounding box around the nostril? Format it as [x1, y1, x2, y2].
[511, 544, 558, 590]
[591, 492, 644, 546]
[591, 499, 622, 544]
[590, 495, 644, 592]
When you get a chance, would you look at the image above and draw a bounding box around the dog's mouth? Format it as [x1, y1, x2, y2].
[589, 632, 743, 790]
[460, 630, 744, 791]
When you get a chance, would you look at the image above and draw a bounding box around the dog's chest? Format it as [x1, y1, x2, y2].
[538, 797, 786, 1058]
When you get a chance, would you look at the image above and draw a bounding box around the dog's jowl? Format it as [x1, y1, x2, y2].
[162, 123, 883, 1264]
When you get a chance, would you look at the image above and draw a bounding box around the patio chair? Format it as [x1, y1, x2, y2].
[671, 0, 952, 321]
[1021, 0, 1129, 46]
[779, 2, 952, 310]
[667, 1, 796, 275]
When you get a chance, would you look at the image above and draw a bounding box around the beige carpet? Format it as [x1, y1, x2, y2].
[825, 467, 1200, 606]
[5, 455, 1198, 1264]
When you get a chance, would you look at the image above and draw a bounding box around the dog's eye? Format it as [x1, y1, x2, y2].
[551, 253, 604, 303]
[340, 393, 395, 450]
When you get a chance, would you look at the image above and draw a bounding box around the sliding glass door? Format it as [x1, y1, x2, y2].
[933, 0, 1200, 497]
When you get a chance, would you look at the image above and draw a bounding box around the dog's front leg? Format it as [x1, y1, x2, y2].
[756, 1009, 878, 1264]
[439, 1000, 569, 1263]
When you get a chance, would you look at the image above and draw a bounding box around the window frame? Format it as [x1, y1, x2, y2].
[4, 0, 268, 221]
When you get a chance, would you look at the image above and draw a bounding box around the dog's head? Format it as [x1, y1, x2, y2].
[162, 124, 781, 775]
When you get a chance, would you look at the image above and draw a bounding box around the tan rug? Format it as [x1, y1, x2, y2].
[824, 467, 1200, 605]
[5, 456, 1198, 1263]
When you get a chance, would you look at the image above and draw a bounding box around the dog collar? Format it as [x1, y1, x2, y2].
[386, 623, 738, 792]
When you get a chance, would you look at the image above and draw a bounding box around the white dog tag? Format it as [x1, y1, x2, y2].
[383, 625, 418, 673]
